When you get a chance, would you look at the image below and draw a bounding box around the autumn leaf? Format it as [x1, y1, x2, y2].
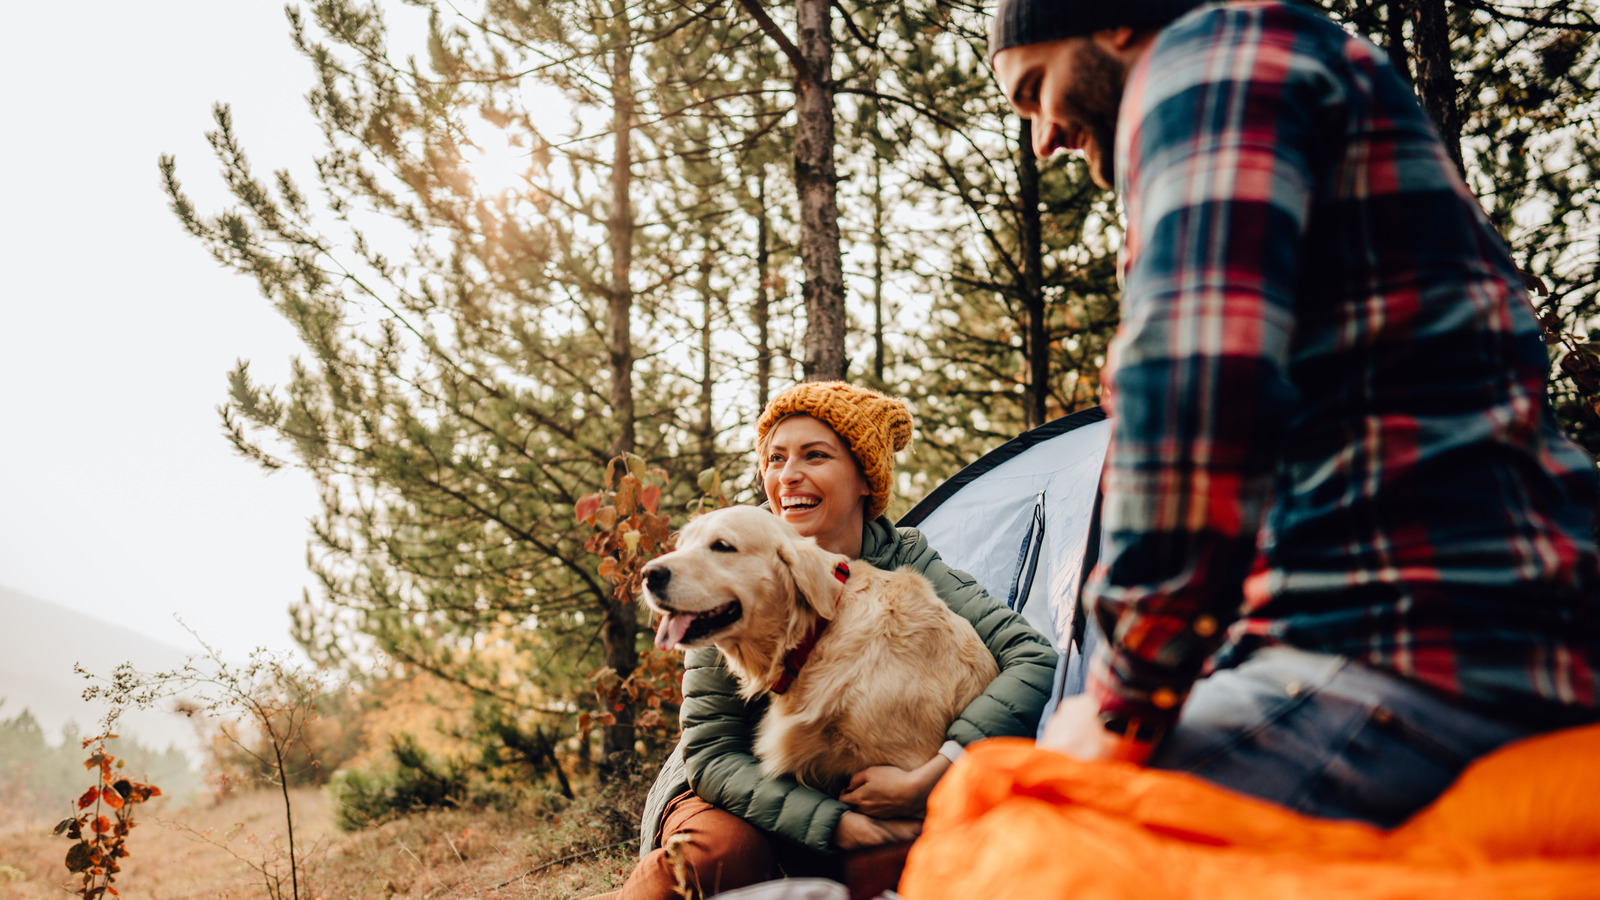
[78, 787, 99, 810]
[698, 468, 721, 495]
[53, 818, 75, 836]
[626, 454, 649, 484]
[596, 506, 618, 530]
[598, 557, 618, 579]
[575, 493, 602, 523]
[100, 788, 125, 811]
[65, 842, 93, 873]
[616, 477, 640, 515]
[93, 816, 111, 834]
[642, 483, 660, 513]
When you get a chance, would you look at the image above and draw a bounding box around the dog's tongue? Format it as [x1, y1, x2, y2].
[654, 611, 695, 651]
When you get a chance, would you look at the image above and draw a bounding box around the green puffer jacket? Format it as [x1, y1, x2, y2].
[637, 514, 1058, 856]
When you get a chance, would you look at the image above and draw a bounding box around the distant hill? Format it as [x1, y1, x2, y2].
[0, 585, 202, 756]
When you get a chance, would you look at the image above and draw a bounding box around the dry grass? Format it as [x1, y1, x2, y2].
[0, 782, 647, 900]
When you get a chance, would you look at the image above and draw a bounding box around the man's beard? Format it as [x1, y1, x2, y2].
[1073, 41, 1127, 190]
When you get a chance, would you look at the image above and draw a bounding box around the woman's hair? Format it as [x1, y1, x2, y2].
[756, 382, 914, 520]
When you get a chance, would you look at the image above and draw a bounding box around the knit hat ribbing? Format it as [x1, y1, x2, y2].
[756, 382, 914, 521]
[988, 0, 1210, 62]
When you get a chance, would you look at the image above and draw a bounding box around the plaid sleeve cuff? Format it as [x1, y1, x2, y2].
[1086, 646, 1190, 729]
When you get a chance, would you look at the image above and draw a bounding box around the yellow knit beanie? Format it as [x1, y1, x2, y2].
[756, 381, 914, 520]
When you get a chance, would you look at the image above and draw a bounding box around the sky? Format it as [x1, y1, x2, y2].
[0, 2, 428, 662]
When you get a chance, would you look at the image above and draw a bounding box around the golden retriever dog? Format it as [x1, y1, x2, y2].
[642, 506, 998, 794]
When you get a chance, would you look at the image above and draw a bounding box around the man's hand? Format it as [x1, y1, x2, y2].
[840, 754, 952, 819]
[833, 810, 923, 850]
[1038, 695, 1157, 764]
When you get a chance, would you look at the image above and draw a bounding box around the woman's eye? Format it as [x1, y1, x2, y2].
[767, 453, 784, 464]
[806, 450, 829, 460]
[710, 539, 736, 553]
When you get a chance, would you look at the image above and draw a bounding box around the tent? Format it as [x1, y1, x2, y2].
[897, 406, 1111, 731]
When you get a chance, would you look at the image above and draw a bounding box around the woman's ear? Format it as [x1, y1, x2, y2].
[777, 533, 850, 620]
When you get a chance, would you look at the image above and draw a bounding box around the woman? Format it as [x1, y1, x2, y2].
[595, 382, 1057, 900]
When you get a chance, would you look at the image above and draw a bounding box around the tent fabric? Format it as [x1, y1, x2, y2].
[899, 408, 1111, 724]
[897, 724, 1600, 900]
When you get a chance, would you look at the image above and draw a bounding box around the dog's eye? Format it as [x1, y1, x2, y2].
[710, 539, 736, 553]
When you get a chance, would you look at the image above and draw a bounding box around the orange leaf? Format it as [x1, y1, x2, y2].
[642, 484, 660, 513]
[101, 789, 124, 811]
[78, 787, 99, 810]
[93, 816, 111, 834]
[575, 493, 602, 523]
[598, 557, 617, 579]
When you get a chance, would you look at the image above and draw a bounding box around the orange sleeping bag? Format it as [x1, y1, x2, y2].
[899, 725, 1600, 900]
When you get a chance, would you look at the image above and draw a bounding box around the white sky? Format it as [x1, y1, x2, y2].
[0, 2, 433, 662]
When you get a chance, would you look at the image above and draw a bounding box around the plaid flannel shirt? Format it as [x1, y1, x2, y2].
[1086, 1, 1600, 728]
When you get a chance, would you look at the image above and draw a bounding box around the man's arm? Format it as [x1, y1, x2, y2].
[1084, 5, 1334, 734]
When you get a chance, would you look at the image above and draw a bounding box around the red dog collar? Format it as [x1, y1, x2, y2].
[771, 562, 850, 695]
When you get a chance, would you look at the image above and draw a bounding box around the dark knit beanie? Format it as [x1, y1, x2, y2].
[989, 0, 1210, 61]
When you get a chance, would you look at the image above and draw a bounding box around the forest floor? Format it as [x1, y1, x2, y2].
[0, 782, 644, 900]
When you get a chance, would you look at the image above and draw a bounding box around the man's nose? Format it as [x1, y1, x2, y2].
[1034, 120, 1064, 160]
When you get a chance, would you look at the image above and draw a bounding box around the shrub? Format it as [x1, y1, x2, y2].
[331, 733, 469, 831]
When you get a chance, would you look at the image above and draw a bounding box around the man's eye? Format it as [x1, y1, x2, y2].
[710, 539, 736, 553]
[1021, 76, 1041, 105]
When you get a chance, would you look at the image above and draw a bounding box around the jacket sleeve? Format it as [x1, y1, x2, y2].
[678, 646, 850, 854]
[896, 528, 1059, 745]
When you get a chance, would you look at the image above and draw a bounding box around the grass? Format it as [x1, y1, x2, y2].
[0, 779, 649, 900]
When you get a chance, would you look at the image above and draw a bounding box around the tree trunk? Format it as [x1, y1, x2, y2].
[1385, 0, 1413, 87]
[795, 0, 847, 381]
[1411, 0, 1465, 176]
[699, 217, 716, 473]
[756, 172, 773, 412]
[871, 150, 886, 384]
[1018, 119, 1048, 429]
[601, 16, 638, 769]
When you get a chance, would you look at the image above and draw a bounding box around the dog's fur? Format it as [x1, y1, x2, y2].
[642, 506, 998, 794]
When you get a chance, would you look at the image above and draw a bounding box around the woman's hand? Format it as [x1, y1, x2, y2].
[833, 811, 923, 850]
[840, 754, 952, 819]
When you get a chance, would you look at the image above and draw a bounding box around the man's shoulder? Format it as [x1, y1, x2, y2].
[1154, 0, 1356, 60]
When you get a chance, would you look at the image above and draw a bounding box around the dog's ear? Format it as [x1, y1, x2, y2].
[777, 534, 850, 620]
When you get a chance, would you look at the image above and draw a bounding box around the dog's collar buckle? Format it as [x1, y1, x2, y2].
[771, 563, 851, 695]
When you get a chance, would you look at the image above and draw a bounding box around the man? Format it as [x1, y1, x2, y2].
[992, 0, 1600, 826]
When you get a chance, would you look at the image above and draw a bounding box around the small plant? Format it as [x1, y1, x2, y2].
[79, 630, 338, 900]
[575, 454, 675, 609]
[53, 735, 161, 899]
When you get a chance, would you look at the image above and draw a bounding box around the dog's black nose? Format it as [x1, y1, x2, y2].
[644, 565, 671, 597]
